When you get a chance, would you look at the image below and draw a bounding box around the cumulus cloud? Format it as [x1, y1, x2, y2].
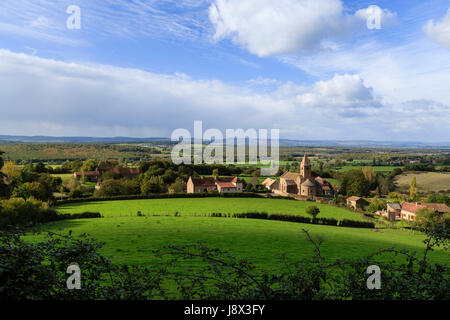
[424, 9, 450, 48]
[0, 50, 448, 141]
[209, 0, 395, 56]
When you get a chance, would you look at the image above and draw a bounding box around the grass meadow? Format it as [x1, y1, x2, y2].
[23, 198, 449, 271]
[55, 197, 364, 221]
[395, 171, 450, 193]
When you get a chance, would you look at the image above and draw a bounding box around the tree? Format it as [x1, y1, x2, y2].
[409, 177, 419, 200]
[0, 151, 9, 197]
[81, 159, 98, 172]
[306, 206, 320, 221]
[12, 182, 47, 201]
[415, 208, 448, 231]
[339, 169, 370, 197]
[212, 169, 219, 177]
[1, 161, 22, 187]
[141, 176, 166, 195]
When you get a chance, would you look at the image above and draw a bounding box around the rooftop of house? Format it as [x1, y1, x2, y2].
[347, 196, 361, 201]
[401, 202, 427, 214]
[262, 178, 277, 187]
[189, 176, 241, 186]
[422, 202, 450, 213]
[387, 202, 402, 210]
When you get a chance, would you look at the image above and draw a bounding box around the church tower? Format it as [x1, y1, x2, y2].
[300, 154, 311, 179]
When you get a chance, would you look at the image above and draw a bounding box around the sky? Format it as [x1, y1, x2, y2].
[0, 0, 450, 142]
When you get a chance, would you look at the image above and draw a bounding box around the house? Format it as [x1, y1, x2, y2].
[397, 202, 450, 222]
[262, 178, 279, 191]
[347, 196, 368, 210]
[73, 170, 102, 182]
[187, 176, 243, 194]
[387, 202, 402, 220]
[400, 202, 426, 221]
[421, 203, 450, 213]
[279, 154, 333, 199]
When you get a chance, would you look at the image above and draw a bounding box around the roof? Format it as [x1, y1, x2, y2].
[401, 202, 426, 214]
[190, 177, 217, 187]
[280, 172, 301, 180]
[216, 182, 237, 188]
[422, 203, 450, 213]
[302, 179, 316, 187]
[74, 171, 101, 177]
[347, 196, 361, 201]
[262, 178, 277, 187]
[189, 176, 240, 187]
[387, 202, 402, 210]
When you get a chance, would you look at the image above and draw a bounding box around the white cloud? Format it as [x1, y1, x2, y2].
[209, 0, 396, 56]
[209, 0, 345, 56]
[0, 50, 448, 142]
[30, 16, 51, 28]
[424, 9, 450, 48]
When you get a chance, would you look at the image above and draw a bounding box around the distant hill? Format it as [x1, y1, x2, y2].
[0, 135, 449, 148]
[0, 135, 169, 144]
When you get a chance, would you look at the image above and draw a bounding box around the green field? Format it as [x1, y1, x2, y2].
[336, 166, 401, 173]
[22, 197, 448, 271]
[26, 215, 448, 270]
[51, 173, 73, 183]
[56, 197, 363, 221]
[395, 171, 450, 193]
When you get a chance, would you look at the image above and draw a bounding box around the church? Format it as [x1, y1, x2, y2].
[279, 154, 333, 198]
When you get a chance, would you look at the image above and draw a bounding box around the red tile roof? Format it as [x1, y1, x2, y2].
[216, 182, 237, 188]
[401, 202, 426, 214]
[74, 171, 101, 177]
[422, 203, 450, 213]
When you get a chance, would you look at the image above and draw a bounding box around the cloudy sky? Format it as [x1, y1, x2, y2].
[0, 0, 449, 141]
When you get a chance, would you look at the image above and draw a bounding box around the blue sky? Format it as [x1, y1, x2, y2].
[0, 0, 450, 141]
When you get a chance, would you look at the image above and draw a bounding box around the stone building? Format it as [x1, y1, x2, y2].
[279, 154, 333, 199]
[187, 176, 243, 194]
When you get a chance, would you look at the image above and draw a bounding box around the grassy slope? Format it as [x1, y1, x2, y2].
[25, 216, 448, 271]
[56, 198, 364, 221]
[395, 171, 450, 193]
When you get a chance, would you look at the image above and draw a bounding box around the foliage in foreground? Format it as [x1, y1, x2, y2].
[0, 226, 448, 300]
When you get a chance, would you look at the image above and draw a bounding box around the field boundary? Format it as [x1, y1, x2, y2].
[55, 192, 299, 205]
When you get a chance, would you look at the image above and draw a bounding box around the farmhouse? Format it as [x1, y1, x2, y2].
[346, 196, 368, 210]
[387, 202, 402, 220]
[400, 202, 450, 221]
[262, 178, 279, 191]
[187, 176, 243, 193]
[279, 154, 333, 199]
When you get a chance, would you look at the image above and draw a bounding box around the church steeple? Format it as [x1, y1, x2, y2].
[300, 154, 311, 179]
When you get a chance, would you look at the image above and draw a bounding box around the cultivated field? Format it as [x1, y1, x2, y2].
[395, 171, 450, 193]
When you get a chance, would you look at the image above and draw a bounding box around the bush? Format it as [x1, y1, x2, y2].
[1, 228, 447, 299]
[56, 192, 263, 204]
[339, 219, 375, 228]
[0, 198, 58, 228]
